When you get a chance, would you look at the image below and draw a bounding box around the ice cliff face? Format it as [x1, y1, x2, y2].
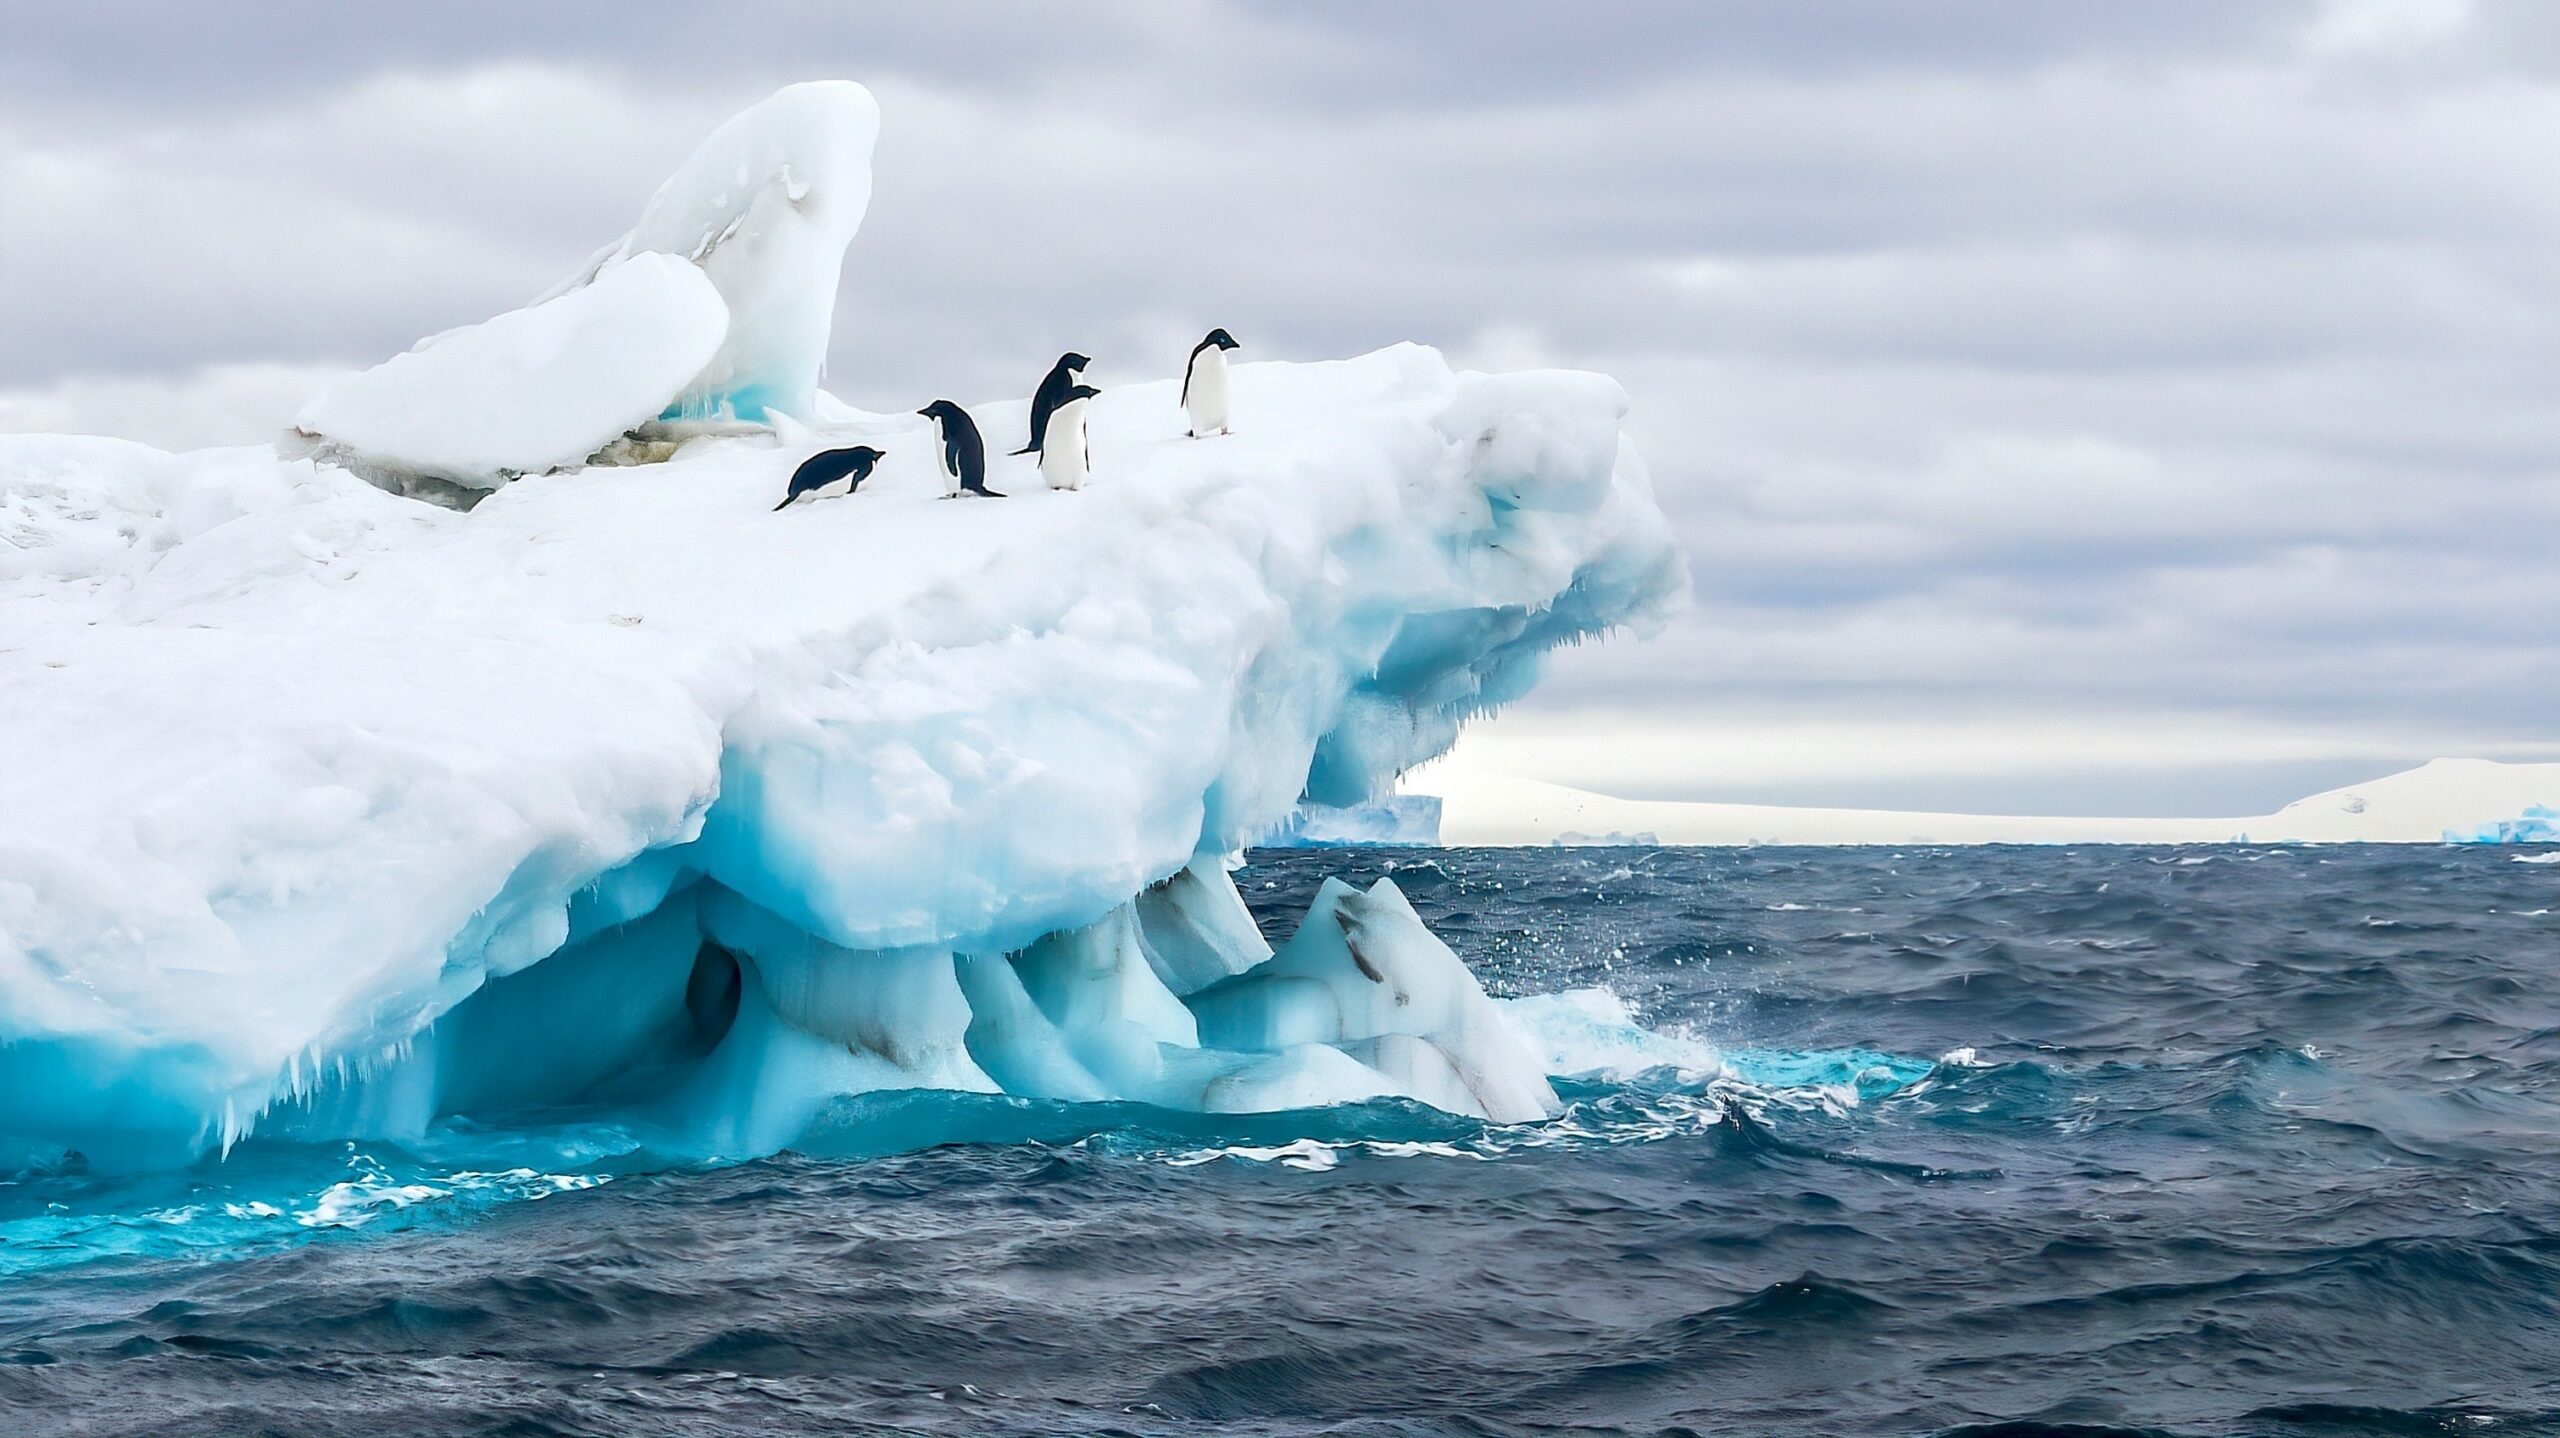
[0, 83, 1684, 1173]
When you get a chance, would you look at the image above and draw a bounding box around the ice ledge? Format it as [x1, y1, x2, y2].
[0, 344, 1685, 1168]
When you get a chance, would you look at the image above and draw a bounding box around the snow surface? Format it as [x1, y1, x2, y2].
[0, 343, 1681, 1170]
[1409, 756, 2560, 846]
[295, 81, 878, 486]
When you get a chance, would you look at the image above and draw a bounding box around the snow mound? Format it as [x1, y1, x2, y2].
[295, 254, 729, 488]
[0, 344, 1682, 1171]
[293, 81, 878, 487]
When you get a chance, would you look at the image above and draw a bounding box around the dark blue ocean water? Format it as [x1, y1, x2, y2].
[3, 845, 2554, 1437]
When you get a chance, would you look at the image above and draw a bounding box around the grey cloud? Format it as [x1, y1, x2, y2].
[2, 3, 2552, 809]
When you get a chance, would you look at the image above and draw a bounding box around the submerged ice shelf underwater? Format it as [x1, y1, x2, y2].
[0, 82, 1686, 1174]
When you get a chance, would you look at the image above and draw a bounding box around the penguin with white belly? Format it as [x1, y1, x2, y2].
[1014, 352, 1090, 457]
[772, 444, 884, 510]
[1040, 383, 1101, 491]
[916, 400, 1001, 497]
[1182, 328, 1239, 438]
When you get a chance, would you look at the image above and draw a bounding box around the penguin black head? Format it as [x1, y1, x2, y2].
[917, 400, 966, 425]
[1063, 383, 1102, 404]
[1202, 328, 1239, 351]
[839, 444, 886, 470]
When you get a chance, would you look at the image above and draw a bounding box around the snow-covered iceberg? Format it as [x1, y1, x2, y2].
[1, 344, 1681, 1171]
[1, 80, 1682, 1173]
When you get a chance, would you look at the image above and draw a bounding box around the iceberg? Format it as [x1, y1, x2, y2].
[2444, 805, 2560, 845]
[1264, 795, 1444, 847]
[0, 84, 1682, 1174]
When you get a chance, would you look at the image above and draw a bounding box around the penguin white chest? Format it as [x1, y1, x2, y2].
[1041, 399, 1091, 490]
[1185, 347, 1230, 436]
[934, 438, 962, 497]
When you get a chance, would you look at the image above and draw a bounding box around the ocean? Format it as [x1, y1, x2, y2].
[3, 844, 2554, 1436]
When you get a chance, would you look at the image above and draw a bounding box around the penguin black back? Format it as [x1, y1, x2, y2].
[1013, 352, 1091, 456]
[917, 400, 1000, 497]
[774, 444, 884, 510]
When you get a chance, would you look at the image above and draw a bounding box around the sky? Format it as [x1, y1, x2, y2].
[3, 0, 2553, 815]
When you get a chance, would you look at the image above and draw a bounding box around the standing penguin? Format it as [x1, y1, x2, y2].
[773, 445, 884, 510]
[1040, 383, 1101, 491]
[1182, 328, 1240, 438]
[1013, 352, 1091, 456]
[917, 400, 1001, 497]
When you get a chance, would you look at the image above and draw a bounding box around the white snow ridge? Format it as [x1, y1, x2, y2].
[0, 83, 1686, 1171]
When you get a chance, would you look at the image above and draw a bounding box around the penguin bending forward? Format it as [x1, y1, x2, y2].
[1040, 384, 1101, 491]
[773, 445, 885, 510]
[917, 400, 1000, 497]
[1183, 328, 1240, 438]
[1013, 351, 1091, 456]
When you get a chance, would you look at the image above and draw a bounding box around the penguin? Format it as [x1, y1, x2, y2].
[773, 444, 884, 510]
[1039, 383, 1101, 491]
[1013, 351, 1091, 456]
[917, 400, 1001, 498]
[1182, 328, 1240, 438]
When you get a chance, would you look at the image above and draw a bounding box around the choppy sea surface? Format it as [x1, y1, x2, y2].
[3, 845, 2554, 1437]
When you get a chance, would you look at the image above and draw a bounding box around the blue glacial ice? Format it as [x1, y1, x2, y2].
[2444, 805, 2560, 844]
[1264, 795, 1444, 847]
[0, 84, 1685, 1175]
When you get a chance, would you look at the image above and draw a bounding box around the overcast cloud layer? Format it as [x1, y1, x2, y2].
[3, 0, 2552, 814]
